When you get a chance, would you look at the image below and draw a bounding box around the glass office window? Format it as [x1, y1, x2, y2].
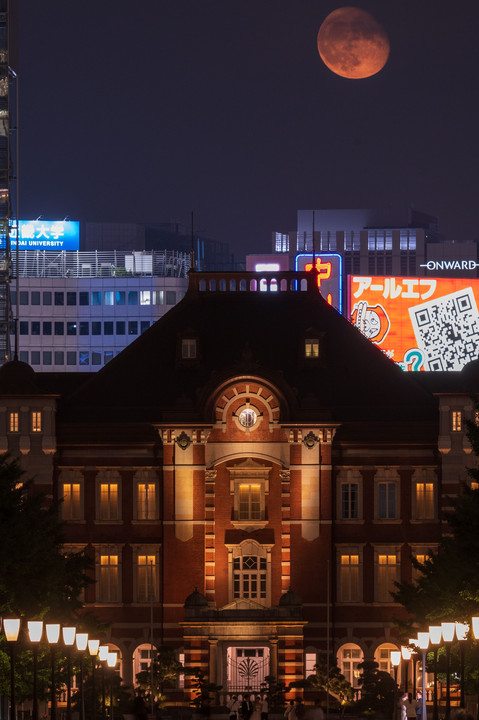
[31, 291, 40, 305]
[43, 321, 52, 335]
[67, 322, 77, 336]
[54, 322, 64, 336]
[79, 322, 89, 335]
[92, 322, 101, 335]
[67, 292, 76, 306]
[128, 291, 138, 305]
[31, 322, 40, 335]
[128, 321, 138, 335]
[116, 321, 125, 335]
[79, 292, 89, 306]
[43, 291, 52, 305]
[104, 322, 114, 336]
[54, 292, 64, 306]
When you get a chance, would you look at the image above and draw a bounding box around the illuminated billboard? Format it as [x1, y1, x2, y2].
[10, 220, 80, 251]
[349, 275, 479, 371]
[296, 253, 342, 312]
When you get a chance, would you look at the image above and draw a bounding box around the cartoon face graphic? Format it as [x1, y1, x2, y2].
[351, 301, 390, 344]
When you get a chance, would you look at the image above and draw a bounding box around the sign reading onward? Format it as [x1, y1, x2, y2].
[10, 220, 80, 251]
[349, 275, 479, 372]
[420, 260, 479, 271]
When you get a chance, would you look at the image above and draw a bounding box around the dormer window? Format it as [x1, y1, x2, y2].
[181, 338, 197, 359]
[31, 411, 42, 433]
[305, 338, 320, 358]
[8, 411, 19, 433]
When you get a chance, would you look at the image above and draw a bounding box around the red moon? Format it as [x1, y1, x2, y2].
[317, 6, 390, 79]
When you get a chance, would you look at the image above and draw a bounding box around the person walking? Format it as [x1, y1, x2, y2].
[401, 693, 418, 720]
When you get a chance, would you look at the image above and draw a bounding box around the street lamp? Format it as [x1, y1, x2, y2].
[63, 626, 76, 720]
[46, 623, 61, 720]
[429, 626, 442, 720]
[28, 621, 43, 720]
[88, 639, 100, 720]
[99, 645, 109, 720]
[441, 622, 456, 720]
[417, 632, 429, 720]
[76, 632, 89, 720]
[391, 651, 401, 720]
[401, 646, 413, 694]
[4, 618, 21, 720]
[107, 652, 118, 720]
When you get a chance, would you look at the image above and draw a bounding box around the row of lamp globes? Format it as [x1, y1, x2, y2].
[389, 619, 479, 720]
[2, 618, 118, 720]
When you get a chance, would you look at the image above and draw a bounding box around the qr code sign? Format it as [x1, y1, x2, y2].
[409, 287, 479, 371]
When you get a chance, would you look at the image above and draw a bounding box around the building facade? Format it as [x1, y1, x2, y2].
[10, 248, 190, 371]
[0, 270, 476, 702]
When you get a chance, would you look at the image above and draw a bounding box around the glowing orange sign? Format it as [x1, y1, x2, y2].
[349, 275, 479, 372]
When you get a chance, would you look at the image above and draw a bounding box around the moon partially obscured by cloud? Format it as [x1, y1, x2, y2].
[317, 6, 390, 79]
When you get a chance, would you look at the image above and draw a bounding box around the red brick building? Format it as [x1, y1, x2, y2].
[1, 270, 473, 701]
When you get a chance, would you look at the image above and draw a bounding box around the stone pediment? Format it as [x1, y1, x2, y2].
[220, 598, 267, 611]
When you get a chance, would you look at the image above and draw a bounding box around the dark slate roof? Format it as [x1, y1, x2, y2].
[58, 271, 437, 431]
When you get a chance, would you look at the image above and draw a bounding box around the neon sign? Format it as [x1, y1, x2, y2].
[349, 275, 479, 371]
[10, 220, 80, 251]
[295, 253, 342, 312]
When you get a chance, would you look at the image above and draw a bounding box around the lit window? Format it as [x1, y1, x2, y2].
[31, 411, 42, 433]
[238, 484, 262, 521]
[305, 653, 316, 679]
[415, 482, 434, 520]
[305, 338, 319, 358]
[104, 291, 114, 306]
[181, 338, 197, 359]
[137, 482, 157, 520]
[412, 550, 431, 582]
[451, 411, 462, 432]
[8, 411, 19, 433]
[140, 291, 151, 305]
[99, 553, 119, 602]
[233, 555, 267, 600]
[340, 553, 360, 602]
[62, 483, 82, 521]
[100, 483, 119, 520]
[376, 552, 398, 602]
[338, 645, 363, 688]
[137, 554, 157, 602]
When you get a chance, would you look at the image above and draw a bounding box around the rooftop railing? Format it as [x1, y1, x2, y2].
[10, 249, 191, 279]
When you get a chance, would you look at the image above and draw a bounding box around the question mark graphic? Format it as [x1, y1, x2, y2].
[403, 348, 424, 372]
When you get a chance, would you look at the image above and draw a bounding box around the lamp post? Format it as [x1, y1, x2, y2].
[88, 639, 100, 720]
[401, 646, 413, 694]
[4, 618, 21, 720]
[28, 621, 43, 720]
[456, 622, 469, 708]
[417, 632, 429, 720]
[63, 626, 76, 720]
[391, 651, 401, 720]
[409, 638, 418, 696]
[46, 623, 61, 720]
[428, 626, 442, 720]
[107, 652, 118, 720]
[99, 645, 109, 720]
[441, 622, 456, 720]
[76, 632, 89, 720]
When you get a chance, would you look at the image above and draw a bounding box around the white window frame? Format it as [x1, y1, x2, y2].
[374, 546, 400, 603]
[338, 644, 363, 689]
[181, 338, 197, 359]
[337, 469, 363, 521]
[228, 458, 270, 531]
[134, 470, 159, 521]
[59, 470, 84, 521]
[96, 470, 121, 521]
[412, 469, 437, 521]
[374, 469, 400, 521]
[337, 545, 363, 603]
[96, 545, 122, 603]
[132, 546, 159, 603]
[227, 540, 272, 607]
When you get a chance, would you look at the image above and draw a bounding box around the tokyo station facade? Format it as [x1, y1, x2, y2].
[0, 270, 476, 701]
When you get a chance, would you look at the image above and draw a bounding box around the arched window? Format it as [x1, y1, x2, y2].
[337, 643, 363, 688]
[227, 540, 272, 607]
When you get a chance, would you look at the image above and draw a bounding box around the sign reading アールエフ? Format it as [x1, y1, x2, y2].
[349, 275, 479, 372]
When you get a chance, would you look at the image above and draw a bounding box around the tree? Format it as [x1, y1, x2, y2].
[135, 646, 184, 706]
[0, 453, 91, 618]
[308, 654, 354, 705]
[356, 659, 396, 716]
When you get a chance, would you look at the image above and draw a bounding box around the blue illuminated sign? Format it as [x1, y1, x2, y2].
[10, 220, 80, 251]
[295, 252, 343, 313]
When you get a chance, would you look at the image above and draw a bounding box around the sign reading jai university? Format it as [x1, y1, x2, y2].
[10, 220, 80, 251]
[349, 275, 479, 372]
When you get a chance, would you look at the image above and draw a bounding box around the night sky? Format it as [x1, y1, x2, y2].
[16, 0, 479, 259]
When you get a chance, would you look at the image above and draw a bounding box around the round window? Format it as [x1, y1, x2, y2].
[238, 408, 257, 428]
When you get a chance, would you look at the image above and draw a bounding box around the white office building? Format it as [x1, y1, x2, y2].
[11, 249, 190, 371]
